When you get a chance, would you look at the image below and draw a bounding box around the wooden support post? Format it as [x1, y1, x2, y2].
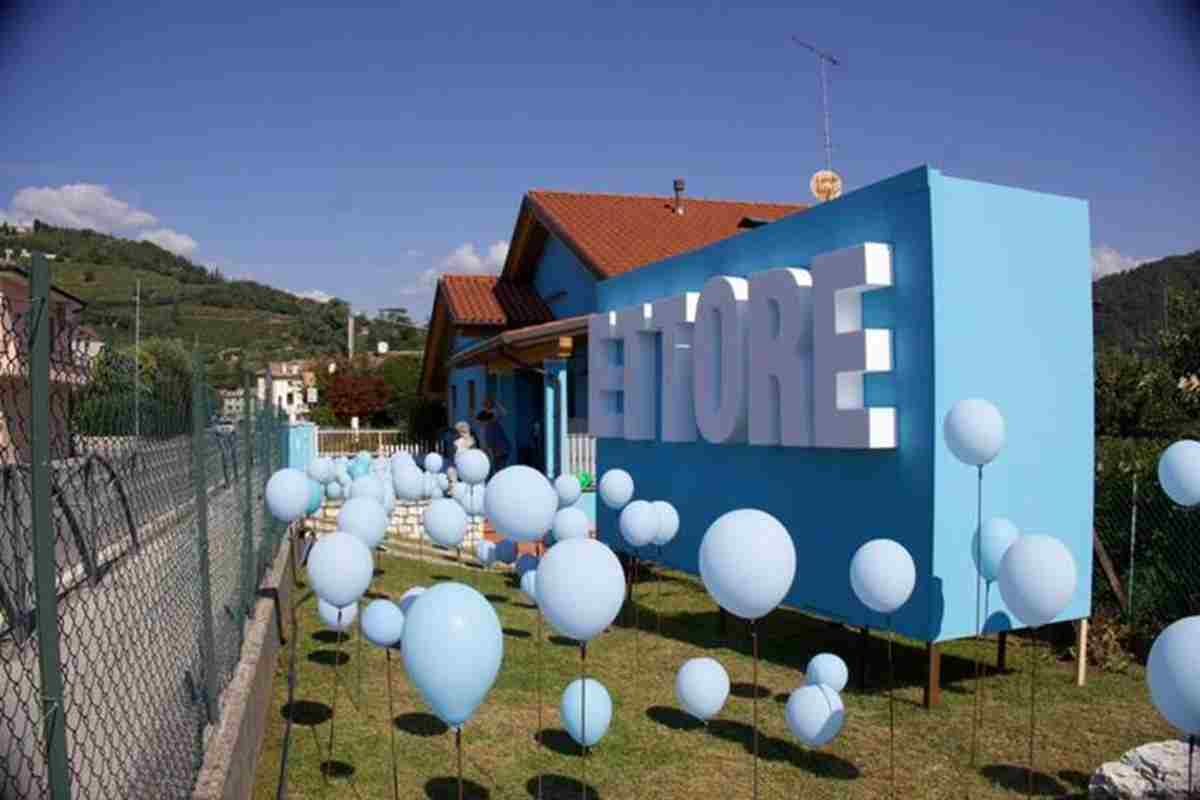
[1075, 619, 1088, 687]
[997, 631, 1008, 673]
[858, 626, 870, 690]
[924, 641, 941, 709]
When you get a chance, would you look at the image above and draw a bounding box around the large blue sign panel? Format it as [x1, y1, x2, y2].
[589, 166, 1093, 643]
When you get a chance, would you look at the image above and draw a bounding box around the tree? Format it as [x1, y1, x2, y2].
[380, 355, 421, 429]
[325, 369, 389, 422]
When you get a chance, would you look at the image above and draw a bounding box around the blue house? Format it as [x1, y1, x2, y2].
[418, 180, 806, 482]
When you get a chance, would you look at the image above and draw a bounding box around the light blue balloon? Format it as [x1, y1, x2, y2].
[350, 475, 385, 503]
[651, 501, 680, 546]
[849, 539, 916, 615]
[1158, 440, 1200, 507]
[398, 586, 425, 615]
[335, 456, 349, 469]
[598, 469, 634, 510]
[423, 472, 443, 500]
[266, 468, 309, 523]
[553, 507, 590, 541]
[619, 499, 659, 548]
[339, 496, 389, 549]
[805, 653, 849, 693]
[1147, 615, 1200, 735]
[305, 478, 324, 516]
[394, 464, 425, 502]
[424, 499, 469, 548]
[996, 534, 1076, 627]
[943, 398, 1005, 467]
[554, 474, 582, 509]
[307, 456, 335, 484]
[520, 570, 538, 605]
[325, 481, 344, 500]
[401, 582, 503, 728]
[561, 678, 612, 747]
[437, 472, 450, 491]
[974, 517, 1019, 583]
[455, 449, 490, 485]
[494, 539, 518, 565]
[785, 684, 844, 747]
[699, 509, 796, 620]
[317, 598, 357, 632]
[515, 553, 538, 578]
[466, 483, 486, 517]
[484, 466, 558, 542]
[361, 599, 405, 647]
[675, 657, 729, 721]
[475, 540, 495, 566]
[424, 452, 444, 473]
[450, 481, 470, 509]
[334, 464, 351, 485]
[537, 538, 625, 642]
[307, 532, 374, 607]
[348, 458, 371, 479]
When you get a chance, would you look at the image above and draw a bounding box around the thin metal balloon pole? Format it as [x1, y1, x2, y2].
[751, 618, 759, 800]
[456, 726, 464, 800]
[887, 615, 896, 800]
[328, 610, 344, 767]
[1027, 626, 1039, 798]
[655, 545, 663, 638]
[356, 616, 364, 703]
[580, 642, 589, 800]
[971, 464, 984, 768]
[633, 551, 640, 669]
[536, 606, 544, 800]
[385, 648, 399, 800]
[1188, 735, 1195, 800]
[276, 531, 302, 800]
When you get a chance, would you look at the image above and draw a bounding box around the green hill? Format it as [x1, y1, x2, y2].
[0, 222, 424, 374]
[1093, 250, 1200, 351]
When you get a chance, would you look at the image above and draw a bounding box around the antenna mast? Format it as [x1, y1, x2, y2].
[792, 36, 840, 172]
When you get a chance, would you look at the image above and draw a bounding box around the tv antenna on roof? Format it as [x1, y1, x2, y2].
[792, 36, 843, 201]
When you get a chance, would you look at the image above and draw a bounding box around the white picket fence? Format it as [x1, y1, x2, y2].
[315, 429, 437, 458]
[565, 432, 596, 477]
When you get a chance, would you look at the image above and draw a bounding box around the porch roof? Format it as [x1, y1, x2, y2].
[448, 314, 589, 370]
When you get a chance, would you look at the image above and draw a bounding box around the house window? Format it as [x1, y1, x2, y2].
[287, 392, 294, 407]
[468, 380, 476, 414]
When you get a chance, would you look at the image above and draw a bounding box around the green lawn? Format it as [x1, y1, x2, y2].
[253, 547, 1171, 799]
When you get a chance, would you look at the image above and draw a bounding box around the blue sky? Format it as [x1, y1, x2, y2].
[3, 1, 1197, 322]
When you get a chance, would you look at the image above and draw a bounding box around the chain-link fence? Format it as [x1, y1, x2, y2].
[1094, 435, 1200, 646]
[0, 257, 290, 799]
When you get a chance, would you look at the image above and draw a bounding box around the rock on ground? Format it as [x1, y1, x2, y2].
[1090, 739, 1199, 798]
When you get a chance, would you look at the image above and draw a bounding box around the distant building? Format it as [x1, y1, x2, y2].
[77, 326, 105, 361]
[218, 388, 247, 419]
[256, 360, 318, 423]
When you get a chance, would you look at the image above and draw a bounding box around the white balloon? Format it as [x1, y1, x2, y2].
[554, 474, 582, 508]
[338, 496, 389, 549]
[265, 468, 309, 523]
[619, 499, 660, 548]
[943, 398, 1005, 467]
[424, 452, 444, 473]
[553, 507, 591, 541]
[785, 684, 845, 747]
[397, 586, 425, 616]
[849, 539, 916, 615]
[307, 532, 374, 608]
[651, 501, 680, 546]
[360, 599, 405, 647]
[675, 657, 730, 721]
[317, 598, 357, 632]
[307, 457, 336, 484]
[484, 466, 558, 542]
[455, 449, 491, 485]
[996, 534, 1077, 627]
[598, 469, 634, 510]
[350, 475, 386, 503]
[424, 499, 469, 548]
[393, 464, 425, 502]
[1158, 440, 1200, 507]
[537, 538, 625, 642]
[699, 509, 796, 620]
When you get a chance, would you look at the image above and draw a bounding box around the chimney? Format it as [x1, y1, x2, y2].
[672, 178, 685, 215]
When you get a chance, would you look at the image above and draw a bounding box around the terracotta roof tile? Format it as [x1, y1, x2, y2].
[526, 191, 806, 278]
[439, 275, 553, 327]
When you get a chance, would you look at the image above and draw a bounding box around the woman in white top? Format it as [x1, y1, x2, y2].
[447, 421, 475, 485]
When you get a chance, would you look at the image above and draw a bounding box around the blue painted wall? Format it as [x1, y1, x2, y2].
[592, 166, 1093, 643]
[286, 423, 316, 470]
[929, 172, 1093, 638]
[533, 235, 598, 320]
[452, 334, 483, 355]
[447, 365, 487, 428]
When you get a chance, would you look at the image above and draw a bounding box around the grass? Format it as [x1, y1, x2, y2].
[253, 547, 1171, 799]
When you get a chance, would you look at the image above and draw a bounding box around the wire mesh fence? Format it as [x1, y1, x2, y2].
[0, 257, 290, 799]
[1093, 435, 1200, 644]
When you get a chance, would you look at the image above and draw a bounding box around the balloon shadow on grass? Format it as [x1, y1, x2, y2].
[980, 765, 1067, 795]
[548, 635, 577, 648]
[311, 630, 344, 644]
[280, 700, 331, 726]
[526, 774, 598, 799]
[425, 777, 490, 799]
[537, 729, 586, 757]
[484, 594, 508, 604]
[431, 574, 454, 581]
[645, 705, 703, 732]
[320, 760, 354, 779]
[395, 712, 449, 737]
[503, 627, 531, 639]
[759, 733, 859, 779]
[307, 649, 350, 667]
[730, 681, 770, 700]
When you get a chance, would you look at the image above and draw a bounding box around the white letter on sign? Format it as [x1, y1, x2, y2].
[811, 243, 896, 449]
[588, 311, 624, 438]
[619, 303, 657, 440]
[748, 269, 814, 446]
[693, 275, 750, 443]
[651, 292, 699, 443]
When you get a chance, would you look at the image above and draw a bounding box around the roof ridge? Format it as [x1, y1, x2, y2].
[528, 189, 805, 207]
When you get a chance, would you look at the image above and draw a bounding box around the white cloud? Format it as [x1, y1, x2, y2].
[405, 249, 423, 258]
[293, 289, 334, 303]
[1092, 245, 1152, 281]
[138, 228, 198, 257]
[4, 183, 157, 230]
[439, 240, 509, 275]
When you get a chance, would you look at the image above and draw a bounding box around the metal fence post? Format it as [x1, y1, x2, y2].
[240, 370, 256, 618]
[1128, 474, 1138, 620]
[191, 351, 220, 723]
[29, 254, 71, 800]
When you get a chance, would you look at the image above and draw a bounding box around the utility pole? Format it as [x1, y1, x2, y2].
[347, 306, 355, 359]
[134, 279, 141, 440]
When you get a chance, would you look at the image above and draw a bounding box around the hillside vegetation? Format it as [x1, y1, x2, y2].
[1093, 250, 1200, 350]
[0, 222, 424, 375]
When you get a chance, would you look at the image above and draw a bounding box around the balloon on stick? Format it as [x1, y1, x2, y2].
[339, 496, 389, 550]
[307, 456, 335, 484]
[699, 509, 796, 620]
[785, 684, 845, 747]
[360, 599, 405, 647]
[318, 599, 357, 632]
[1158, 439, 1200, 507]
[651, 501, 680, 547]
[560, 678, 612, 747]
[307, 532, 373, 608]
[675, 657, 730, 722]
[554, 474, 582, 508]
[975, 517, 1020, 584]
[265, 468, 310, 523]
[393, 464, 425, 502]
[423, 498, 469, 548]
[806, 653, 849, 693]
[537, 538, 625, 642]
[455, 449, 491, 486]
[424, 452, 444, 473]
[350, 475, 385, 503]
[849, 539, 916, 616]
[325, 481, 344, 501]
[619, 500, 660, 548]
[598, 469, 634, 510]
[1147, 615, 1200, 735]
[944, 398, 1005, 467]
[484, 465, 558, 541]
[552, 507, 590, 541]
[397, 586, 425, 616]
[996, 534, 1077, 627]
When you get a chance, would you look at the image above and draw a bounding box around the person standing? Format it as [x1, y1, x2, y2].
[475, 396, 510, 475]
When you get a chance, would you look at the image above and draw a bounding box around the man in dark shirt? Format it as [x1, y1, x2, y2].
[475, 396, 510, 474]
